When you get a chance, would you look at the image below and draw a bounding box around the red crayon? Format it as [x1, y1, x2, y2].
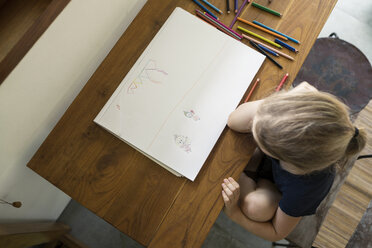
[244, 78, 260, 102]
[276, 73, 289, 91]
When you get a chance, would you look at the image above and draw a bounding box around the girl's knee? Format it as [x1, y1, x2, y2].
[240, 192, 278, 222]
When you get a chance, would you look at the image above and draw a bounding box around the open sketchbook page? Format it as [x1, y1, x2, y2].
[94, 7, 265, 181]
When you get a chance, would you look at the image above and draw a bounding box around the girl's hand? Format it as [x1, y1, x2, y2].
[222, 177, 241, 217]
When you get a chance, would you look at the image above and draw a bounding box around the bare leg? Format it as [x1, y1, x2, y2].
[244, 147, 264, 173]
[239, 173, 257, 198]
[240, 178, 282, 222]
[239, 147, 264, 198]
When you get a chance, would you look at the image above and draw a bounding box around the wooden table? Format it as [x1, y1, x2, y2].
[27, 0, 337, 247]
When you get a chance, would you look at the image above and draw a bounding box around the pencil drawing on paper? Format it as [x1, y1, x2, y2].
[127, 59, 168, 94]
[174, 134, 192, 153]
[183, 110, 200, 121]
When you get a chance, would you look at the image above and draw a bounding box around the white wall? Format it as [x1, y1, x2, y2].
[0, 0, 147, 221]
[318, 0, 372, 64]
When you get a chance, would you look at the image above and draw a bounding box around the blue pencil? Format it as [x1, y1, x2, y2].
[257, 44, 279, 57]
[200, 0, 223, 14]
[249, 41, 283, 69]
[275, 39, 298, 53]
[192, 0, 219, 20]
[252, 20, 300, 44]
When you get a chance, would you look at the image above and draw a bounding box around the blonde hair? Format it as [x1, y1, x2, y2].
[252, 90, 367, 174]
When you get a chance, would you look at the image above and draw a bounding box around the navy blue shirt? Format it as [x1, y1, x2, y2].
[270, 157, 335, 217]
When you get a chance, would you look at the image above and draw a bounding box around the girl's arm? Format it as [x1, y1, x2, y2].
[227, 100, 263, 133]
[228, 81, 316, 133]
[222, 177, 301, 242]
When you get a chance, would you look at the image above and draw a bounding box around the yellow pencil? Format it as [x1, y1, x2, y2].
[237, 17, 288, 40]
[237, 26, 282, 48]
[241, 34, 294, 60]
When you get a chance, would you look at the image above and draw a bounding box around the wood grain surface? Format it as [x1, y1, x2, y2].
[27, 0, 337, 246]
[0, 0, 70, 84]
[0, 0, 52, 62]
[314, 100, 372, 247]
[0, 222, 70, 248]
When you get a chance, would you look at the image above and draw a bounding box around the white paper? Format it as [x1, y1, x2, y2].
[94, 7, 265, 181]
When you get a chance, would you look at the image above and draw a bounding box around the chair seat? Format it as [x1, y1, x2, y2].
[293, 34, 372, 120]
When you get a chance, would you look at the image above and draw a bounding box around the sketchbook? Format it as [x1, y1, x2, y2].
[94, 7, 265, 181]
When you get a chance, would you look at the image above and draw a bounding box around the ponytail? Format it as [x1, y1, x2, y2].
[345, 127, 367, 158]
[336, 127, 368, 171]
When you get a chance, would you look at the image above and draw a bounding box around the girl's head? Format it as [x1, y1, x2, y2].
[252, 83, 367, 174]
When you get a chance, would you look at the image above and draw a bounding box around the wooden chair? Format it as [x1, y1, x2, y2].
[346, 199, 372, 247]
[0, 222, 88, 248]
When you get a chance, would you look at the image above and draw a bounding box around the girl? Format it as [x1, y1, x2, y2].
[221, 82, 367, 242]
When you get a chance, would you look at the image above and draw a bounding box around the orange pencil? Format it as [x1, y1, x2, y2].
[276, 73, 289, 91]
[237, 17, 288, 40]
[244, 78, 260, 102]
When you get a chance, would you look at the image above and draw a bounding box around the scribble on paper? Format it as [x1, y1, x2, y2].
[183, 110, 200, 121]
[174, 134, 191, 153]
[127, 59, 168, 94]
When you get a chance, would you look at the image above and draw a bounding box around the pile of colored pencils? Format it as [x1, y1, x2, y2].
[191, 0, 298, 101]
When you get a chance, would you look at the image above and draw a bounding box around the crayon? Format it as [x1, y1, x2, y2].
[276, 73, 289, 91]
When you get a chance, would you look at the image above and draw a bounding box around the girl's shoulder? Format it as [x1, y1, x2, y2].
[273, 158, 335, 185]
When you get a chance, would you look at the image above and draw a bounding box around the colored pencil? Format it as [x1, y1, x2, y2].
[204, 11, 243, 38]
[251, 2, 281, 16]
[241, 34, 294, 60]
[196, 11, 238, 39]
[192, 0, 219, 20]
[258, 44, 279, 57]
[276, 73, 289, 91]
[198, 15, 212, 26]
[249, 41, 283, 69]
[201, 0, 223, 14]
[237, 26, 282, 48]
[229, 0, 249, 28]
[237, 17, 287, 40]
[252, 20, 300, 44]
[196, 10, 241, 40]
[226, 0, 230, 13]
[275, 39, 298, 52]
[244, 78, 260, 102]
[235, 0, 238, 13]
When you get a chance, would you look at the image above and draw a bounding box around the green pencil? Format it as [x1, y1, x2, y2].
[252, 2, 282, 17]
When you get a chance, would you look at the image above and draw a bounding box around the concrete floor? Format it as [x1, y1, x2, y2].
[58, 200, 280, 248]
[318, 0, 372, 64]
[57, 0, 372, 247]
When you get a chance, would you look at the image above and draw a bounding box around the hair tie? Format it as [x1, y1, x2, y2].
[353, 127, 359, 139]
